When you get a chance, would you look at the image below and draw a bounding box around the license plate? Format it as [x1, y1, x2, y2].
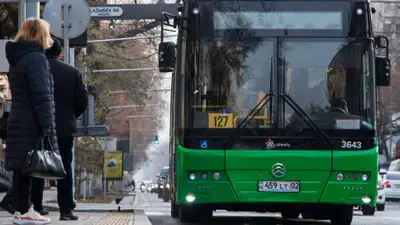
[258, 181, 300, 192]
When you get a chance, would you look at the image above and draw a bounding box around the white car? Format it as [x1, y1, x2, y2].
[384, 171, 400, 201]
[376, 171, 386, 211]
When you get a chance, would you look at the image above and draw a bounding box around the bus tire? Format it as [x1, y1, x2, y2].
[163, 190, 169, 202]
[171, 202, 179, 218]
[179, 205, 198, 223]
[361, 205, 376, 215]
[330, 207, 353, 225]
[281, 211, 300, 219]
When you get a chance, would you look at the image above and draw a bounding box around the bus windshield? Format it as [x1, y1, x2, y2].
[183, 37, 375, 131]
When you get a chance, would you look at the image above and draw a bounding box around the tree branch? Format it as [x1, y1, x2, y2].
[116, 20, 160, 38]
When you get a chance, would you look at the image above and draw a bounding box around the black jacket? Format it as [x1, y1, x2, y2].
[46, 56, 88, 137]
[5, 41, 58, 170]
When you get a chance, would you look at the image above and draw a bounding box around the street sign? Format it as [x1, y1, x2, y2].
[90, 6, 123, 17]
[89, 3, 177, 20]
[42, 0, 91, 40]
[104, 151, 123, 180]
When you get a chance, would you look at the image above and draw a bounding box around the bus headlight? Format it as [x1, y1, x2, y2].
[189, 173, 196, 180]
[186, 194, 195, 202]
[362, 195, 371, 204]
[213, 172, 220, 180]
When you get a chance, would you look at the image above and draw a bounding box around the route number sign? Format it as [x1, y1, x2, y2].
[208, 113, 234, 128]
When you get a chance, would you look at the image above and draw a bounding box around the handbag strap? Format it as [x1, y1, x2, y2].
[35, 137, 44, 150]
[35, 136, 54, 152]
[43, 136, 54, 152]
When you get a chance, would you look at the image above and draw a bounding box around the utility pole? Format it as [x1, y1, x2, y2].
[18, 0, 26, 29]
[26, 0, 40, 18]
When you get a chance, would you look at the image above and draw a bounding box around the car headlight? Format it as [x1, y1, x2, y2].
[166, 184, 170, 188]
[155, 184, 158, 188]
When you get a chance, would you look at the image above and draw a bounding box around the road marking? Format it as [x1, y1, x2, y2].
[145, 212, 166, 216]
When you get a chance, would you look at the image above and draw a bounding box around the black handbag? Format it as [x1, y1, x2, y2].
[21, 136, 66, 180]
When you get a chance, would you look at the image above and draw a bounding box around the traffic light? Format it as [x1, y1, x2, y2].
[153, 135, 159, 145]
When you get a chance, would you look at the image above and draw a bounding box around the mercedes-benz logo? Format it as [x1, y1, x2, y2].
[271, 163, 286, 178]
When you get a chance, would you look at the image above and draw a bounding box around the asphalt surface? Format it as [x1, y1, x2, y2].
[135, 191, 400, 225]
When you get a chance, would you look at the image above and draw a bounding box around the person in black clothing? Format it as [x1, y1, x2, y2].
[45, 38, 88, 220]
[0, 78, 49, 217]
[130, 180, 136, 189]
[5, 18, 56, 224]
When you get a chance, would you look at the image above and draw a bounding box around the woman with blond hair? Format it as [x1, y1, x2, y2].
[5, 18, 58, 224]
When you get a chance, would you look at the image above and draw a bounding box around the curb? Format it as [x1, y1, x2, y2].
[134, 209, 152, 225]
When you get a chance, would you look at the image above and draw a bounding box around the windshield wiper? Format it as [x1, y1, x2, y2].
[223, 93, 273, 150]
[223, 58, 275, 150]
[280, 93, 331, 149]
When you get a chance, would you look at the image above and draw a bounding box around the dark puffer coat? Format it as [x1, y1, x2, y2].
[5, 40, 58, 170]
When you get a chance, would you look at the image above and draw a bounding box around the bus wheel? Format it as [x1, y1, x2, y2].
[179, 205, 212, 223]
[330, 207, 353, 225]
[281, 211, 300, 219]
[163, 192, 169, 202]
[201, 207, 213, 221]
[361, 205, 376, 215]
[171, 202, 179, 218]
[179, 205, 198, 223]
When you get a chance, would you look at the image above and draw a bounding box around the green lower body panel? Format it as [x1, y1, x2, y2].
[175, 145, 378, 207]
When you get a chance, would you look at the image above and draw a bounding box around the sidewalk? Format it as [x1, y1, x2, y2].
[0, 190, 148, 224]
[0, 209, 150, 225]
[44, 193, 136, 212]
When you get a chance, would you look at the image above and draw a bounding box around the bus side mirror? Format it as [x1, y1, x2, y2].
[158, 42, 176, 73]
[375, 56, 390, 87]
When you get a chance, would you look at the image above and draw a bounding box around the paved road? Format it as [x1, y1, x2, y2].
[135, 192, 400, 225]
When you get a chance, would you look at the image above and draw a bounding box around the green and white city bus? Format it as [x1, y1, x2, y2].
[158, 0, 391, 224]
